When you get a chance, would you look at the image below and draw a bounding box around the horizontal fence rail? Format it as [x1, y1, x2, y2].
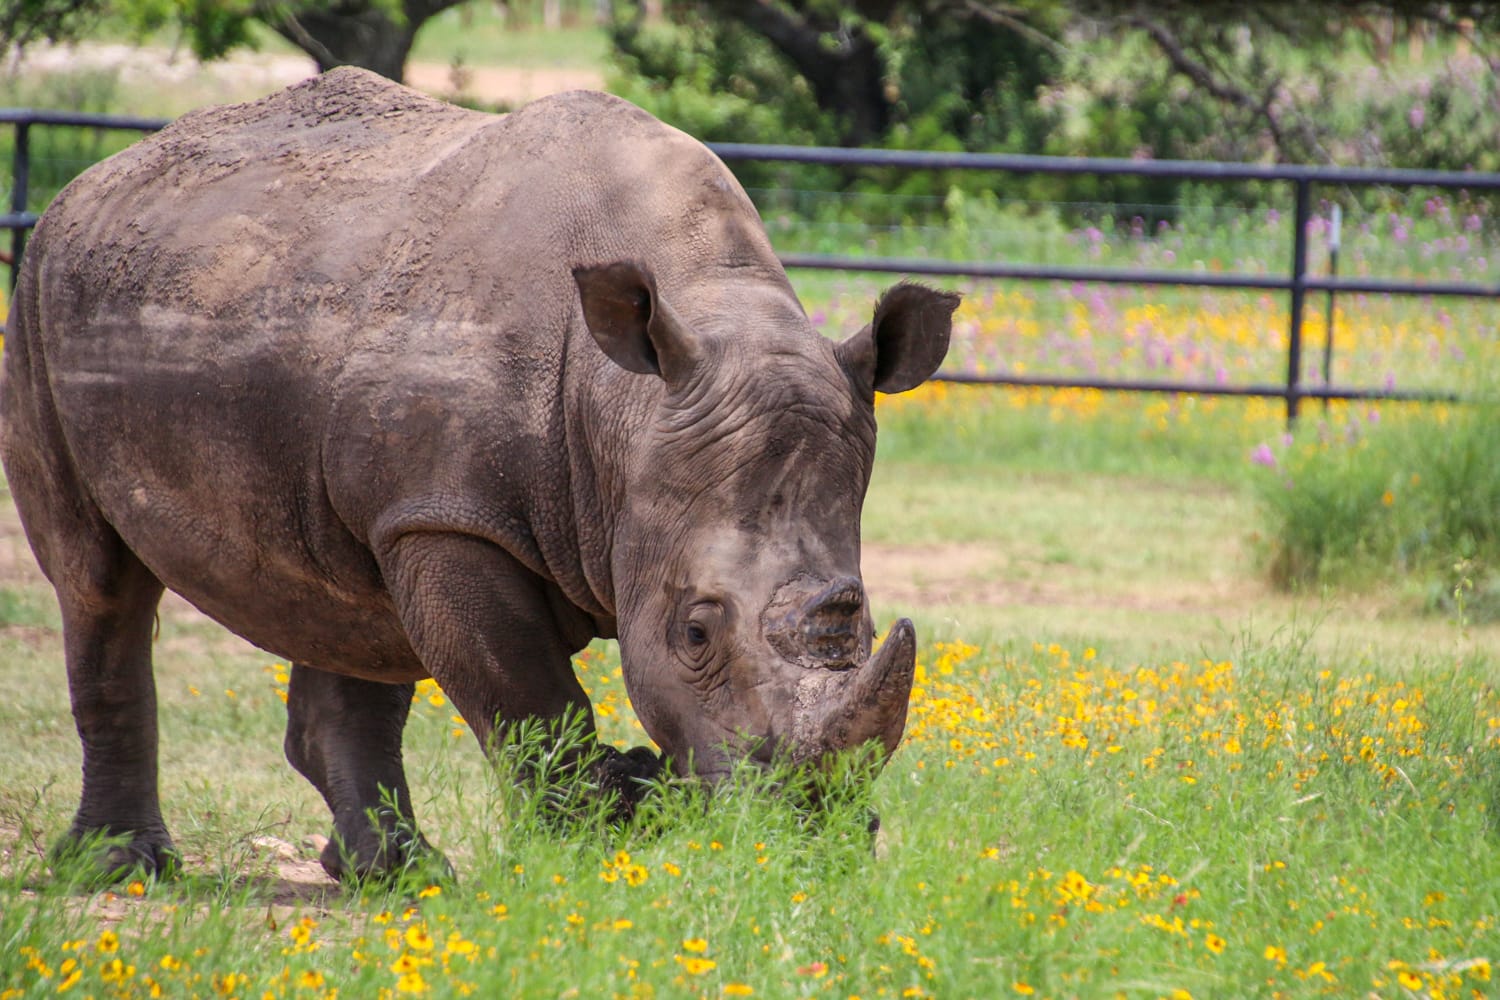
[712, 143, 1499, 425]
[3, 109, 1497, 425]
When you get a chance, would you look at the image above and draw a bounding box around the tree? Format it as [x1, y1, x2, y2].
[0, 0, 471, 83]
[258, 0, 468, 81]
[610, 0, 1068, 147]
[1038, 1, 1500, 164]
[685, 0, 896, 146]
[612, 0, 1500, 162]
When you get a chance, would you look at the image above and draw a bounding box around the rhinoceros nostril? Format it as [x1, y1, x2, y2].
[797, 576, 865, 666]
[799, 576, 864, 618]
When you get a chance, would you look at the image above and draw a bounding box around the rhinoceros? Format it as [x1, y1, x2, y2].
[0, 67, 958, 880]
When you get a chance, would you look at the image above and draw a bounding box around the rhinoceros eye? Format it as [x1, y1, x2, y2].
[673, 601, 724, 669]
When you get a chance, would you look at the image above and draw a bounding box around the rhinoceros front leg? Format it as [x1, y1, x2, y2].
[282, 665, 445, 882]
[375, 531, 659, 813]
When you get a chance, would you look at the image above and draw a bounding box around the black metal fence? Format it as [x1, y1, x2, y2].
[1, 108, 168, 281]
[4, 109, 1498, 425]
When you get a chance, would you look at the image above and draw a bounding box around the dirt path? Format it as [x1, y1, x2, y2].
[7, 41, 604, 111]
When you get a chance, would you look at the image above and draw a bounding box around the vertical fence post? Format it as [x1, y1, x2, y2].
[1320, 202, 1341, 413]
[9, 121, 30, 291]
[1284, 178, 1312, 428]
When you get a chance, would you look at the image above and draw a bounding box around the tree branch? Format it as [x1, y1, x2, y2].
[1126, 15, 1258, 114]
[260, 4, 343, 70]
[952, 0, 1070, 57]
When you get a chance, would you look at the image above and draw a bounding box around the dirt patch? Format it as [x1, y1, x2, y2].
[1, 813, 341, 916]
[862, 540, 1268, 615]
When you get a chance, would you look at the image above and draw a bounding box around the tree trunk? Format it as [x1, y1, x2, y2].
[715, 0, 893, 146]
[265, 0, 467, 83]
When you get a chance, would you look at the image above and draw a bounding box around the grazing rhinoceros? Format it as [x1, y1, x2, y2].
[0, 67, 957, 881]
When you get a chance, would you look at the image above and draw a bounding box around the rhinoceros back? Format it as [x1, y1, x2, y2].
[34, 67, 775, 356]
[3, 69, 781, 675]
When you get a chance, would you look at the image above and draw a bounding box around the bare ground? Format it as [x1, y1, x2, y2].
[859, 541, 1264, 615]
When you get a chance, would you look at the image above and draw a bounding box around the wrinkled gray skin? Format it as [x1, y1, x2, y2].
[0, 68, 959, 881]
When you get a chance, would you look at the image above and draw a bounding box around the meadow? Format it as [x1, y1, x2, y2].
[2, 96, 1499, 998]
[3, 255, 1498, 999]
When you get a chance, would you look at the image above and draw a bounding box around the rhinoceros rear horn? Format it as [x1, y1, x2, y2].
[573, 260, 702, 383]
[835, 282, 960, 395]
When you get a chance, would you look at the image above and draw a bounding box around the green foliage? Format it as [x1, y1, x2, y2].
[4, 0, 456, 80]
[606, 3, 844, 197]
[1337, 52, 1500, 174]
[607, 4, 1500, 216]
[0, 0, 102, 48]
[607, 2, 1069, 203]
[608, 7, 831, 142]
[7, 0, 267, 63]
[879, 11, 1063, 154]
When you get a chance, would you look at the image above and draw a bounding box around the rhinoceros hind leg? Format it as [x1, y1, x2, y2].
[50, 536, 175, 880]
[283, 664, 447, 882]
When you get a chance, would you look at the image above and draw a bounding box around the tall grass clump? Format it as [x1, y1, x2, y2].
[1255, 387, 1500, 615]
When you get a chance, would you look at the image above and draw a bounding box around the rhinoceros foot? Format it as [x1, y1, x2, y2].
[318, 825, 454, 887]
[50, 824, 181, 885]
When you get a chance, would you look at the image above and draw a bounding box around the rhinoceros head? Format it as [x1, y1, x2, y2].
[574, 261, 959, 781]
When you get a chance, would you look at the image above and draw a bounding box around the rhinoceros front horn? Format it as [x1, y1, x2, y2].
[817, 618, 917, 760]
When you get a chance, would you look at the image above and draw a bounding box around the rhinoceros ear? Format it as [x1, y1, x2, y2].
[573, 261, 702, 383]
[835, 282, 959, 395]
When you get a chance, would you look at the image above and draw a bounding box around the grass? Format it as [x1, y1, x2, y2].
[1, 366, 1498, 998]
[2, 625, 1495, 998]
[1252, 391, 1500, 605]
[406, 8, 608, 71]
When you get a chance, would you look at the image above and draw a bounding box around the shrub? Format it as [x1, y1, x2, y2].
[1254, 388, 1500, 618]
